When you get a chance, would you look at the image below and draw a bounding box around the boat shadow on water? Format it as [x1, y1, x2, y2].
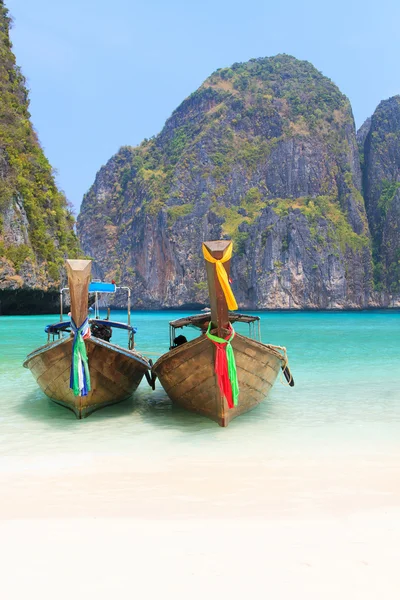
[17, 380, 278, 432]
[17, 387, 139, 426]
[136, 382, 279, 432]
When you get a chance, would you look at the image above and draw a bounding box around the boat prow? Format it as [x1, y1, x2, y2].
[152, 328, 287, 426]
[152, 240, 294, 427]
[24, 336, 150, 418]
[23, 259, 152, 418]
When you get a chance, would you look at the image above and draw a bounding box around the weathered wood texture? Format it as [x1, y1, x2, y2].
[152, 332, 282, 427]
[203, 240, 231, 337]
[65, 259, 91, 327]
[24, 337, 150, 418]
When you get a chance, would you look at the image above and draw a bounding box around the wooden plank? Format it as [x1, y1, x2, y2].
[159, 344, 213, 393]
[86, 367, 133, 403]
[203, 240, 231, 337]
[168, 361, 216, 402]
[154, 336, 206, 375]
[154, 317, 283, 426]
[26, 328, 148, 418]
[170, 382, 220, 423]
[65, 259, 91, 327]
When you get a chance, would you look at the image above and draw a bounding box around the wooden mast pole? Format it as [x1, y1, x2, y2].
[65, 259, 92, 326]
[203, 240, 231, 338]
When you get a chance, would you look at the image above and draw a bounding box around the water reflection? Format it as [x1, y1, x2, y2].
[0, 310, 399, 459]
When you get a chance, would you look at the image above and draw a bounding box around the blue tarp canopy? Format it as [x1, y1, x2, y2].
[89, 282, 116, 293]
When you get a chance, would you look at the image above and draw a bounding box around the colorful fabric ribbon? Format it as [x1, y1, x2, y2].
[202, 242, 238, 311]
[206, 322, 239, 408]
[70, 317, 91, 397]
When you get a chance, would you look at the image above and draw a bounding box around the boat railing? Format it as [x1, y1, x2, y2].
[55, 280, 134, 346]
[168, 311, 262, 348]
[44, 318, 137, 349]
[59, 282, 132, 325]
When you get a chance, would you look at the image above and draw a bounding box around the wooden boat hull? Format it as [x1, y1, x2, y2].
[23, 336, 150, 418]
[152, 332, 282, 426]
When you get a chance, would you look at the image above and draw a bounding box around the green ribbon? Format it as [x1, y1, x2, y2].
[70, 317, 91, 397]
[206, 322, 239, 407]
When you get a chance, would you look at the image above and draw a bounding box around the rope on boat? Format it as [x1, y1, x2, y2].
[144, 359, 157, 390]
[70, 317, 91, 397]
[264, 344, 294, 387]
[206, 322, 239, 408]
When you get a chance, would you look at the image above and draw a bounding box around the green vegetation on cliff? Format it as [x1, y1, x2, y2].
[0, 1, 80, 287]
[78, 54, 373, 309]
[273, 195, 369, 253]
[361, 96, 400, 294]
[81, 55, 364, 239]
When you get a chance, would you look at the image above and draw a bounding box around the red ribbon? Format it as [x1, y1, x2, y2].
[209, 324, 235, 408]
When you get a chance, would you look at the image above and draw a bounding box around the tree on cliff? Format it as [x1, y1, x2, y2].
[0, 0, 80, 291]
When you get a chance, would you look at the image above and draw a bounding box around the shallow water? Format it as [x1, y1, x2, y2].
[1, 310, 400, 464]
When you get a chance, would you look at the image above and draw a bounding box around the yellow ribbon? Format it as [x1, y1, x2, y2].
[202, 242, 238, 311]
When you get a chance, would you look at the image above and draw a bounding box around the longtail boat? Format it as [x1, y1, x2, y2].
[23, 259, 152, 418]
[152, 241, 294, 427]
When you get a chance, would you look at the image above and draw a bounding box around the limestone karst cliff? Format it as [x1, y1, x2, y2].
[3, 14, 399, 312]
[78, 55, 375, 309]
[0, 0, 80, 298]
[358, 96, 400, 303]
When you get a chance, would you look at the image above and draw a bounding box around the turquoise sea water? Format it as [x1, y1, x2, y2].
[0, 310, 399, 461]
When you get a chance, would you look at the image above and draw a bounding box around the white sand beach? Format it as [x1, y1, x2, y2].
[2, 311, 400, 598]
[1, 451, 400, 599]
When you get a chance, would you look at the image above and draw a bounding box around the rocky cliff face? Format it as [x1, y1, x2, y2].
[359, 96, 400, 303]
[0, 1, 80, 293]
[78, 55, 375, 309]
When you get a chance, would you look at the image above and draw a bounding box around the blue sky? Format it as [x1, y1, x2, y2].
[6, 0, 400, 212]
